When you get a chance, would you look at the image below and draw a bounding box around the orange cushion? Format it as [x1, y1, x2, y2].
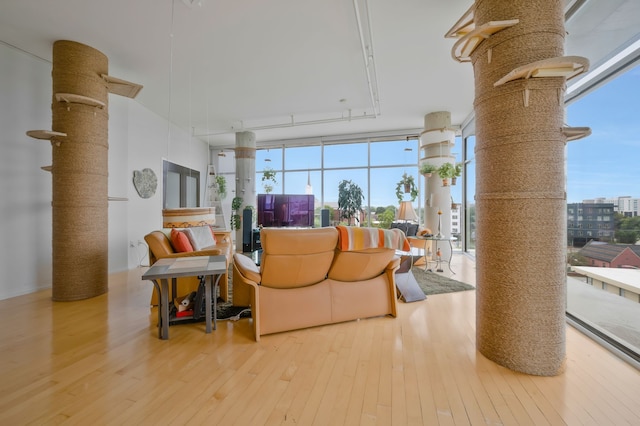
[171, 229, 193, 252]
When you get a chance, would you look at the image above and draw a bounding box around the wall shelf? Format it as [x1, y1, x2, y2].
[494, 56, 590, 87]
[55, 93, 105, 109]
[451, 19, 519, 63]
[26, 130, 66, 146]
[101, 74, 143, 99]
[444, 4, 475, 39]
[563, 126, 591, 142]
[26, 130, 67, 140]
[108, 197, 128, 201]
[41, 165, 53, 172]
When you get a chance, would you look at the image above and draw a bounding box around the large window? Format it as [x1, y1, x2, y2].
[566, 63, 640, 364]
[256, 138, 421, 228]
[464, 135, 476, 253]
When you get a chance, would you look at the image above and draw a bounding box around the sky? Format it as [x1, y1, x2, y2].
[566, 64, 640, 203]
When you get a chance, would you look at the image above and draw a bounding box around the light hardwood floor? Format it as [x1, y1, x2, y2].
[1, 254, 639, 425]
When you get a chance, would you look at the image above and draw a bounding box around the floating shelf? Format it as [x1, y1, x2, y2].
[108, 197, 129, 201]
[444, 4, 475, 38]
[101, 74, 143, 99]
[26, 130, 67, 140]
[41, 165, 53, 172]
[562, 126, 591, 142]
[451, 19, 519, 63]
[55, 93, 105, 109]
[494, 56, 590, 87]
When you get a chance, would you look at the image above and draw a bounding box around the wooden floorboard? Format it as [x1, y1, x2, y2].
[0, 255, 639, 425]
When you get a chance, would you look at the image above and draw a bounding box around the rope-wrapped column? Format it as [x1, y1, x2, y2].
[52, 40, 109, 300]
[472, 0, 567, 375]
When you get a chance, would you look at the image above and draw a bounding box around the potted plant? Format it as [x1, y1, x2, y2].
[261, 167, 277, 194]
[419, 163, 438, 178]
[214, 175, 227, 200]
[230, 196, 243, 230]
[451, 163, 462, 185]
[395, 173, 418, 204]
[338, 179, 364, 226]
[451, 196, 461, 210]
[438, 162, 455, 187]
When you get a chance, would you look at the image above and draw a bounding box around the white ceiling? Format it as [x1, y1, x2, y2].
[1, 0, 638, 148]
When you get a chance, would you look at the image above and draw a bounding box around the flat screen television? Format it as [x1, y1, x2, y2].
[257, 194, 314, 228]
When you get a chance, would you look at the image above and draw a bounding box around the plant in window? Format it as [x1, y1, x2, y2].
[261, 168, 277, 194]
[395, 173, 418, 204]
[338, 179, 364, 226]
[230, 196, 243, 230]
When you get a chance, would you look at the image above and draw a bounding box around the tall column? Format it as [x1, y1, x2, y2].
[234, 131, 256, 250]
[473, 0, 567, 375]
[51, 41, 109, 301]
[420, 111, 455, 260]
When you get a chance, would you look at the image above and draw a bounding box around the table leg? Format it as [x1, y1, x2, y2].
[447, 239, 455, 274]
[205, 274, 212, 333]
[160, 278, 170, 340]
[213, 274, 221, 331]
[422, 240, 429, 271]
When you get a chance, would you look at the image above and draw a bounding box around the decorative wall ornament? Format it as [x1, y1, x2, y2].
[133, 168, 157, 198]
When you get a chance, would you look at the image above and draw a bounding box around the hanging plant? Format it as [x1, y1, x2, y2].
[395, 173, 418, 204]
[451, 163, 462, 185]
[261, 167, 277, 194]
[438, 162, 455, 187]
[419, 163, 438, 178]
[214, 175, 227, 200]
[230, 196, 243, 230]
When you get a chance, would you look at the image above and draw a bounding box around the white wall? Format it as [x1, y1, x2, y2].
[0, 42, 210, 300]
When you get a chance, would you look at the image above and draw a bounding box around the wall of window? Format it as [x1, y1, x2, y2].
[565, 62, 640, 365]
[463, 135, 476, 254]
[255, 138, 420, 228]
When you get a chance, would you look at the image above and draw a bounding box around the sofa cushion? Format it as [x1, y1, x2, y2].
[183, 226, 216, 251]
[328, 248, 395, 281]
[391, 222, 418, 237]
[170, 229, 194, 253]
[260, 227, 338, 289]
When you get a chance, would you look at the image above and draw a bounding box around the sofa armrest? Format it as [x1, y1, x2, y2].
[232, 253, 262, 341]
[233, 253, 261, 284]
[156, 248, 222, 259]
[385, 256, 401, 317]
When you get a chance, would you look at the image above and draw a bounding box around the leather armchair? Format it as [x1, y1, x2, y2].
[144, 230, 230, 305]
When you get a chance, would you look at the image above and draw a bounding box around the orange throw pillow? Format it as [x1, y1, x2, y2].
[171, 229, 193, 252]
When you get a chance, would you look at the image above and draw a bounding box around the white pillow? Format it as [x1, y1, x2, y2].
[183, 226, 216, 251]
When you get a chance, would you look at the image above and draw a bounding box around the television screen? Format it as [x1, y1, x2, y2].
[257, 194, 314, 227]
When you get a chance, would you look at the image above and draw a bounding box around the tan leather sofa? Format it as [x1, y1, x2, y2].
[232, 227, 401, 341]
[144, 229, 232, 305]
